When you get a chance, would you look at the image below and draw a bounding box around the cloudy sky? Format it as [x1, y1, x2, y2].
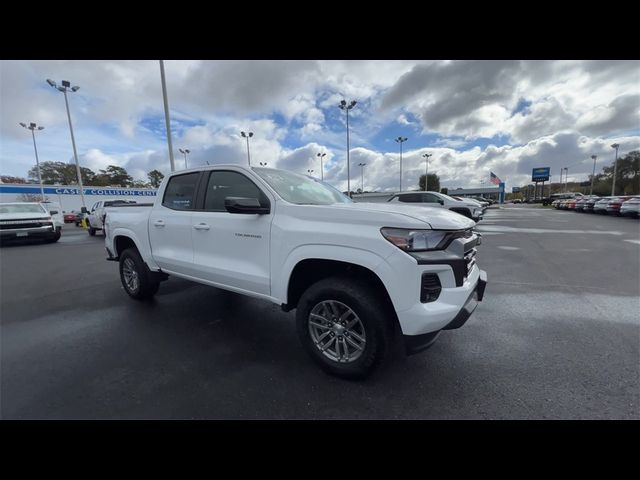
[1, 60, 638, 191]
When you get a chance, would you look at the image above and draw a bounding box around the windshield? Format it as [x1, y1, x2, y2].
[0, 204, 48, 214]
[438, 193, 461, 202]
[253, 168, 352, 205]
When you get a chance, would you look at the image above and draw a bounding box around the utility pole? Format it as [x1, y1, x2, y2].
[395, 137, 408, 192]
[19, 122, 46, 201]
[590, 155, 597, 196]
[339, 100, 357, 196]
[317, 152, 326, 181]
[241, 131, 253, 166]
[422, 152, 432, 191]
[158, 61, 175, 172]
[46, 78, 86, 209]
[611, 143, 620, 196]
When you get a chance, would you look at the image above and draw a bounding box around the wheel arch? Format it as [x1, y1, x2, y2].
[283, 257, 401, 334]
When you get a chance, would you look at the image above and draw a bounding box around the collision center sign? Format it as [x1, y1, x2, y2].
[0, 185, 157, 196]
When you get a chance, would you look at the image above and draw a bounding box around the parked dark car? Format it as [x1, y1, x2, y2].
[583, 197, 601, 213]
[63, 211, 77, 223]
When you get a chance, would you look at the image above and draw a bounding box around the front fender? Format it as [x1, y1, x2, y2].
[274, 244, 396, 307]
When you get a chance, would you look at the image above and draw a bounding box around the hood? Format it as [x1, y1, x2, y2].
[0, 211, 51, 221]
[321, 202, 476, 230]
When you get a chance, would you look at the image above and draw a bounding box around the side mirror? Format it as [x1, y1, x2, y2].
[81, 207, 88, 214]
[224, 197, 270, 215]
[438, 200, 444, 205]
[50, 210, 59, 215]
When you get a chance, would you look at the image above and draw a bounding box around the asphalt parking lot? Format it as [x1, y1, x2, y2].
[1, 206, 639, 419]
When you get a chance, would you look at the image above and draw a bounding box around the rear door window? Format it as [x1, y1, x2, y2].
[397, 193, 423, 203]
[162, 172, 200, 210]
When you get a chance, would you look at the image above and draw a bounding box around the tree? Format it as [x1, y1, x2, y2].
[130, 180, 150, 188]
[147, 169, 165, 188]
[440, 187, 448, 195]
[28, 161, 96, 185]
[1, 175, 27, 184]
[98, 165, 133, 187]
[418, 173, 440, 192]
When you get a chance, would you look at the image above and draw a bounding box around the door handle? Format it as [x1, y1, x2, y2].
[193, 223, 210, 231]
[153, 220, 165, 227]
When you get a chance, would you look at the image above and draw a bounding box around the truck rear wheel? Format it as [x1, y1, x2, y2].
[88, 226, 96, 236]
[119, 248, 159, 300]
[296, 276, 392, 379]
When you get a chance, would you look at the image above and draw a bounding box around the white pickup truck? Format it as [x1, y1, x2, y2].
[87, 199, 139, 236]
[104, 165, 487, 378]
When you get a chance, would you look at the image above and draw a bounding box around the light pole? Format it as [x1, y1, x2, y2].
[317, 152, 326, 181]
[46, 78, 86, 210]
[564, 167, 569, 193]
[241, 131, 253, 166]
[395, 136, 408, 192]
[19, 122, 45, 201]
[358, 162, 366, 192]
[178, 148, 190, 169]
[339, 100, 357, 196]
[307, 169, 314, 176]
[158, 61, 176, 173]
[611, 143, 620, 196]
[422, 152, 432, 191]
[590, 155, 597, 196]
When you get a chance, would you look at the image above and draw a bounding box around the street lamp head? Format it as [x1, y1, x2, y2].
[611, 143, 619, 149]
[38, 126, 44, 130]
[71, 86, 80, 92]
[61, 80, 71, 88]
[349, 100, 357, 108]
[185, 149, 190, 154]
[340, 99, 347, 107]
[46, 79, 56, 87]
[591, 155, 597, 160]
[57, 86, 66, 92]
[29, 122, 37, 128]
[179, 148, 185, 154]
[19, 122, 27, 128]
[241, 131, 246, 137]
[248, 132, 253, 138]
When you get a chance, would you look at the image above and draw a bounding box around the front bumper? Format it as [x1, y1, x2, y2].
[403, 268, 487, 355]
[0, 225, 56, 240]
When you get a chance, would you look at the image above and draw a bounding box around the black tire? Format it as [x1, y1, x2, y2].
[119, 248, 160, 300]
[296, 276, 392, 379]
[88, 226, 96, 236]
[46, 228, 61, 243]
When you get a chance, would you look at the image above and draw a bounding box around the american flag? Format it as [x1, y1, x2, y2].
[490, 172, 502, 185]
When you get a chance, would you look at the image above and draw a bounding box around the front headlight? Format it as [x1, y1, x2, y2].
[380, 228, 448, 252]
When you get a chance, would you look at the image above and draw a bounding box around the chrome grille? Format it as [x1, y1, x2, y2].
[465, 248, 477, 276]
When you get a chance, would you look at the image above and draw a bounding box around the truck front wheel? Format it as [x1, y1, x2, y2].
[296, 276, 392, 379]
[119, 248, 160, 300]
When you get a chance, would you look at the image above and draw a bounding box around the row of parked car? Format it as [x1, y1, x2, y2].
[552, 195, 640, 217]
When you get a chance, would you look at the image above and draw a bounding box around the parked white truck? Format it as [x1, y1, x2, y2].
[104, 165, 487, 378]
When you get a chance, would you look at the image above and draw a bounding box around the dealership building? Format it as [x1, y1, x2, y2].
[0, 183, 158, 212]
